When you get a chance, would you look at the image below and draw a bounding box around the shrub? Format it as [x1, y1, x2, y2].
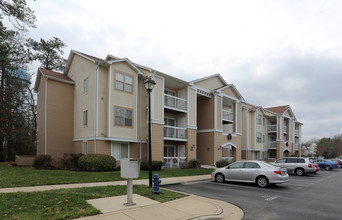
[188, 159, 201, 169]
[140, 160, 163, 171]
[78, 154, 116, 171]
[33, 155, 53, 168]
[69, 153, 83, 169]
[140, 161, 149, 171]
[59, 153, 84, 170]
[216, 159, 230, 168]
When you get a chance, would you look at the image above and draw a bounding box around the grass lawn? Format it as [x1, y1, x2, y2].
[0, 163, 213, 188]
[0, 185, 187, 219]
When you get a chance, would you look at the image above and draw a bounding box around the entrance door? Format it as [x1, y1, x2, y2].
[177, 145, 186, 157]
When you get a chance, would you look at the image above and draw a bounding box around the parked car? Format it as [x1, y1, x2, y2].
[330, 159, 342, 168]
[272, 157, 316, 176]
[212, 160, 289, 188]
[310, 163, 320, 174]
[316, 159, 339, 170]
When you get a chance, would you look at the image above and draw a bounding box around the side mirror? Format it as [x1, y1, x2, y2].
[226, 166, 230, 169]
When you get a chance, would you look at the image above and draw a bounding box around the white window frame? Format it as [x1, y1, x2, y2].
[82, 141, 88, 154]
[84, 77, 88, 95]
[256, 132, 262, 143]
[257, 114, 262, 125]
[115, 72, 133, 93]
[164, 145, 176, 157]
[111, 142, 130, 160]
[83, 110, 88, 126]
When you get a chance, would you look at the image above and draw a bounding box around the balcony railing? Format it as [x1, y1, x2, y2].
[223, 109, 233, 121]
[164, 94, 187, 112]
[283, 125, 287, 133]
[268, 141, 277, 149]
[295, 130, 299, 136]
[295, 144, 299, 151]
[268, 125, 277, 132]
[164, 157, 187, 168]
[222, 157, 235, 164]
[164, 125, 187, 140]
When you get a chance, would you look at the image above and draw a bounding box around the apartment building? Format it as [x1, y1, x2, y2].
[34, 50, 303, 167]
[241, 103, 303, 161]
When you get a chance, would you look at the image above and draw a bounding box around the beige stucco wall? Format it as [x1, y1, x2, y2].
[151, 123, 164, 161]
[37, 76, 46, 156]
[138, 79, 148, 140]
[188, 88, 197, 127]
[221, 87, 239, 99]
[46, 79, 74, 159]
[197, 96, 215, 130]
[152, 76, 163, 122]
[110, 62, 138, 139]
[68, 54, 96, 138]
[197, 132, 214, 165]
[98, 66, 109, 137]
[186, 129, 197, 162]
[215, 133, 242, 162]
[194, 76, 225, 91]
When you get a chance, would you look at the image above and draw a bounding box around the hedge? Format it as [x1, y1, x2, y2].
[78, 154, 116, 171]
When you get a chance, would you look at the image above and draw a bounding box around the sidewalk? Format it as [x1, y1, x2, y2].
[0, 175, 244, 219]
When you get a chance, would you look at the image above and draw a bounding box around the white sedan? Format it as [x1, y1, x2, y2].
[212, 160, 289, 188]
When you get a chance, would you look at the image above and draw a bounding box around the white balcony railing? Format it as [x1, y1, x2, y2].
[268, 125, 277, 132]
[268, 141, 277, 149]
[222, 157, 235, 164]
[164, 157, 187, 168]
[283, 125, 287, 133]
[295, 130, 299, 136]
[223, 109, 233, 121]
[295, 144, 299, 151]
[164, 125, 187, 140]
[164, 94, 187, 111]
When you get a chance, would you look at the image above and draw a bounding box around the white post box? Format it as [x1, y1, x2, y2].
[120, 158, 141, 206]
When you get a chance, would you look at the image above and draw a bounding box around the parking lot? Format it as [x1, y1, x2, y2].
[164, 169, 342, 220]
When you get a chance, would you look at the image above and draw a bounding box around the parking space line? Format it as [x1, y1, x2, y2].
[265, 195, 280, 201]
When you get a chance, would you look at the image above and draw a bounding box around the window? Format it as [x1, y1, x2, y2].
[116, 72, 133, 93]
[287, 158, 297, 163]
[228, 162, 244, 169]
[115, 107, 133, 127]
[268, 150, 276, 159]
[111, 142, 129, 160]
[82, 141, 88, 154]
[260, 151, 265, 160]
[262, 135, 265, 143]
[84, 77, 88, 94]
[276, 158, 286, 163]
[257, 114, 262, 125]
[263, 117, 265, 126]
[245, 162, 260, 169]
[297, 158, 305, 163]
[256, 132, 262, 143]
[164, 146, 176, 157]
[252, 152, 258, 160]
[83, 110, 88, 126]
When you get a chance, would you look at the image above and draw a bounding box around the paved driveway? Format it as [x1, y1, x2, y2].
[164, 169, 342, 220]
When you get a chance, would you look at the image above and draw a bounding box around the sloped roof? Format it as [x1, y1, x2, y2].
[34, 68, 74, 92]
[265, 105, 289, 114]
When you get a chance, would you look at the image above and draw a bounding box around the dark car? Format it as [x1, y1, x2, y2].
[316, 159, 339, 170]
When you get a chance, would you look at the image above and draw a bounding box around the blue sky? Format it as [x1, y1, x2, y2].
[22, 0, 342, 141]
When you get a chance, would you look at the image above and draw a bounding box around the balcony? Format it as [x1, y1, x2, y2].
[164, 125, 187, 141]
[283, 125, 287, 134]
[164, 94, 187, 113]
[295, 130, 299, 136]
[268, 141, 277, 149]
[268, 125, 277, 133]
[295, 144, 299, 151]
[222, 109, 233, 124]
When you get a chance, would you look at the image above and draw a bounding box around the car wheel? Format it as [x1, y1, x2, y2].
[324, 165, 331, 171]
[256, 176, 269, 188]
[295, 168, 305, 176]
[215, 173, 225, 183]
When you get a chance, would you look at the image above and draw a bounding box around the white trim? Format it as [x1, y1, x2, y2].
[44, 75, 75, 85]
[254, 110, 257, 147]
[95, 64, 99, 153]
[187, 126, 197, 130]
[187, 87, 189, 127]
[108, 65, 112, 136]
[162, 78, 165, 125]
[139, 80, 142, 140]
[152, 120, 164, 125]
[189, 73, 228, 86]
[221, 142, 238, 149]
[73, 136, 147, 143]
[151, 76, 155, 121]
[135, 73, 138, 139]
[234, 102, 237, 133]
[44, 77, 47, 155]
[214, 94, 217, 130]
[107, 59, 143, 75]
[220, 93, 238, 101]
[197, 129, 222, 133]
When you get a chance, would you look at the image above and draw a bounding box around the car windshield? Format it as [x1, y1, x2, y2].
[260, 161, 279, 168]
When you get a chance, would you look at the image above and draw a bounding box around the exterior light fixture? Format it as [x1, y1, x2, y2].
[144, 77, 156, 188]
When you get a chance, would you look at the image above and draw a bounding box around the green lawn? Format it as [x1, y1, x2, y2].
[0, 163, 213, 188]
[0, 185, 187, 219]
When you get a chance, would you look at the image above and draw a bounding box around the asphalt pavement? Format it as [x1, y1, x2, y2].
[164, 168, 342, 220]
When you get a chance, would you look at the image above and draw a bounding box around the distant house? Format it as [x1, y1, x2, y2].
[34, 50, 303, 166]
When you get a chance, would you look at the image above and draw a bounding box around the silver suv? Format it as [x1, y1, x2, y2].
[273, 157, 315, 176]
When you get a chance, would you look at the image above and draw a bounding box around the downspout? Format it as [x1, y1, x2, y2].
[95, 63, 99, 153]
